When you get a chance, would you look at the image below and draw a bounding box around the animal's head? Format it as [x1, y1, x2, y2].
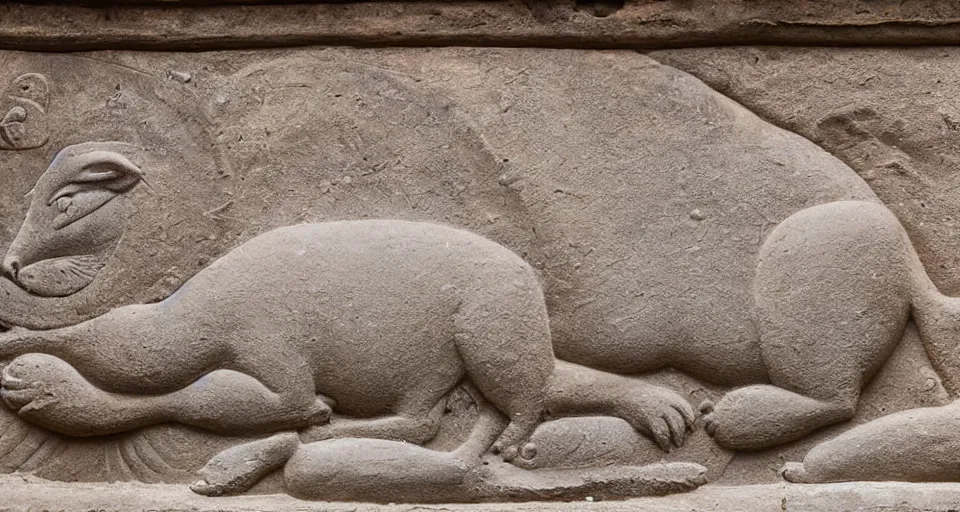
[2, 141, 144, 297]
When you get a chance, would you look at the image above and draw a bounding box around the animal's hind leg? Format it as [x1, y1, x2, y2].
[454, 279, 554, 462]
[706, 202, 912, 451]
[781, 402, 960, 484]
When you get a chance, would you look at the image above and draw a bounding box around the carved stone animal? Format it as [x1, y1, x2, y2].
[8, 135, 960, 465]
[549, 195, 960, 452]
[0, 144, 696, 497]
[0, 215, 560, 453]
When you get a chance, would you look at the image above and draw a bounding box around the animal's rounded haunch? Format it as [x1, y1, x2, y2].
[2, 142, 144, 297]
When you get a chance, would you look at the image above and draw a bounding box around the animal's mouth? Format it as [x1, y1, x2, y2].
[11, 254, 106, 297]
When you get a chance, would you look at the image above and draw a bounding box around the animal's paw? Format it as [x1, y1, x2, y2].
[780, 462, 814, 484]
[305, 395, 334, 426]
[617, 384, 696, 452]
[699, 400, 717, 434]
[492, 441, 538, 463]
[1, 354, 65, 417]
[700, 398, 746, 448]
[701, 388, 779, 450]
[0, 353, 113, 436]
[192, 432, 300, 497]
[491, 416, 541, 464]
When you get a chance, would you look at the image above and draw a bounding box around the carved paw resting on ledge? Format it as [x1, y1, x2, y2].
[614, 383, 696, 451]
[700, 386, 856, 452]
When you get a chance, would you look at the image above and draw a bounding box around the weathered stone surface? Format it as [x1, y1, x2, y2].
[651, 47, 960, 296]
[2, 22, 960, 511]
[7, 1, 960, 51]
[649, 46, 960, 486]
[7, 474, 960, 512]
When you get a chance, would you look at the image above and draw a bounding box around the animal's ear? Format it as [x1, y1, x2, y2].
[72, 151, 144, 193]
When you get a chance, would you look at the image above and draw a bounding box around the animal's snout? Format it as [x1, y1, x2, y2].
[2, 255, 20, 281]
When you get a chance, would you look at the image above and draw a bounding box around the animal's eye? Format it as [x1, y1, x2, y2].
[55, 195, 72, 213]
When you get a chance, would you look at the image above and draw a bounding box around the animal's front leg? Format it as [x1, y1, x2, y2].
[0, 353, 330, 437]
[1, 353, 166, 436]
[546, 360, 696, 452]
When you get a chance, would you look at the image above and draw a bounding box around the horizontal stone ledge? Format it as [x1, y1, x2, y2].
[7, 475, 960, 512]
[7, 1, 960, 51]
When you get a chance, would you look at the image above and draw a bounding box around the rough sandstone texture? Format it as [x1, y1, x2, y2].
[8, 474, 960, 512]
[10, 1, 960, 51]
[3, 5, 960, 511]
[651, 47, 960, 297]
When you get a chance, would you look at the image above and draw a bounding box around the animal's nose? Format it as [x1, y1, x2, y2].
[1, 256, 20, 280]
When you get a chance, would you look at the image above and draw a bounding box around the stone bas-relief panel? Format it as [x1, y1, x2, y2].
[0, 47, 958, 507]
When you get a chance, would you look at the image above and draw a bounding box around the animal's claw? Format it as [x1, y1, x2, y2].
[781, 462, 813, 483]
[647, 415, 672, 452]
[703, 412, 717, 436]
[519, 442, 537, 460]
[500, 444, 519, 462]
[675, 401, 697, 427]
[190, 479, 223, 497]
[664, 410, 687, 448]
[0, 372, 26, 390]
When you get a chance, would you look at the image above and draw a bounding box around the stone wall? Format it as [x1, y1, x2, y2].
[3, 2, 960, 511]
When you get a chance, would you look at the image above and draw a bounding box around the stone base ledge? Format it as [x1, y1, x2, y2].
[4, 476, 960, 512]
